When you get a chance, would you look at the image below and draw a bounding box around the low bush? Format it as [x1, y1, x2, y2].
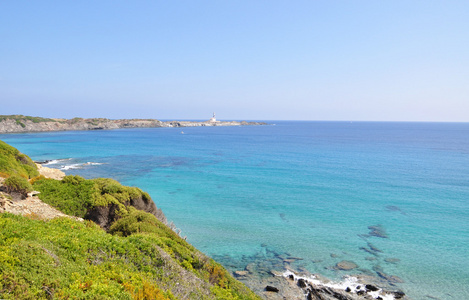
[4, 175, 33, 196]
[32, 176, 97, 218]
[15, 120, 26, 128]
[33, 176, 159, 219]
[0, 140, 39, 178]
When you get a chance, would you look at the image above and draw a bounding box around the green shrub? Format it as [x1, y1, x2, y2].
[70, 117, 84, 124]
[4, 175, 33, 196]
[33, 176, 97, 218]
[33, 176, 156, 219]
[109, 210, 166, 237]
[0, 140, 39, 178]
[62, 174, 85, 185]
[15, 120, 26, 128]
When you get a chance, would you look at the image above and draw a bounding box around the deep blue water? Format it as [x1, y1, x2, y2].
[2, 121, 468, 299]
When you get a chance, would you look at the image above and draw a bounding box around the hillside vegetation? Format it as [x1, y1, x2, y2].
[0, 140, 260, 300]
[0, 115, 57, 127]
[0, 140, 39, 179]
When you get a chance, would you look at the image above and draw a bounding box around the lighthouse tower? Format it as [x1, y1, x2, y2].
[210, 112, 217, 123]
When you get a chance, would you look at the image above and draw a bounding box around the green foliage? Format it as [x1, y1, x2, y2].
[70, 117, 84, 124]
[32, 176, 97, 218]
[109, 210, 162, 237]
[111, 213, 259, 299]
[0, 214, 170, 300]
[33, 176, 156, 219]
[0, 140, 39, 179]
[15, 120, 26, 128]
[0, 115, 56, 123]
[4, 175, 33, 196]
[0, 213, 259, 299]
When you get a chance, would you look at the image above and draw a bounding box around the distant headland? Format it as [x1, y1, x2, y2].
[0, 115, 267, 134]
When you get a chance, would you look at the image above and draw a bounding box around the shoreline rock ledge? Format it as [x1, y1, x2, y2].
[0, 115, 267, 134]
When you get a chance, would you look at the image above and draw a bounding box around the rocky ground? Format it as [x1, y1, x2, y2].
[0, 165, 82, 221]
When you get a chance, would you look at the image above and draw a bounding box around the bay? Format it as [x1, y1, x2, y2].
[2, 121, 468, 299]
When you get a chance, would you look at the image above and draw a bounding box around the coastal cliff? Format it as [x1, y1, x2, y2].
[0, 115, 266, 134]
[0, 139, 407, 300]
[0, 140, 260, 299]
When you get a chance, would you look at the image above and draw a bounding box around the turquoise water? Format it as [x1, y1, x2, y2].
[2, 121, 468, 299]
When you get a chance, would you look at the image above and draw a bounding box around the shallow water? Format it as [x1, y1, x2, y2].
[2, 121, 468, 299]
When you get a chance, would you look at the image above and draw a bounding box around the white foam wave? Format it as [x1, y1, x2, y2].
[281, 270, 395, 300]
[44, 159, 105, 171]
[85, 162, 104, 166]
[60, 163, 84, 170]
[43, 158, 72, 165]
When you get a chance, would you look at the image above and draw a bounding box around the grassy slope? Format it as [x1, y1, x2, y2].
[32, 175, 154, 219]
[0, 140, 39, 179]
[0, 141, 260, 300]
[0, 213, 258, 300]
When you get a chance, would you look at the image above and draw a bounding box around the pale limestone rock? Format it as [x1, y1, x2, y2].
[36, 164, 66, 180]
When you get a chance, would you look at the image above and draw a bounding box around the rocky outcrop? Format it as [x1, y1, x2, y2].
[36, 163, 66, 180]
[84, 203, 121, 231]
[84, 193, 167, 231]
[0, 116, 267, 133]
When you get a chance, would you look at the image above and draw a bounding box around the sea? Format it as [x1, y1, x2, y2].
[1, 121, 468, 299]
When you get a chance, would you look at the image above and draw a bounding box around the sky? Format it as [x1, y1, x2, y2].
[1, 1, 468, 122]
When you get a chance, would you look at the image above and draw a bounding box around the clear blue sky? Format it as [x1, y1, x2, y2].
[1, 1, 468, 121]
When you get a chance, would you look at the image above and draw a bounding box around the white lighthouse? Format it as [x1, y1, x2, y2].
[210, 112, 217, 123]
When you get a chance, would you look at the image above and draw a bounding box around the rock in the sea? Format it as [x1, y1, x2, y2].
[392, 291, 406, 299]
[376, 271, 404, 284]
[384, 257, 401, 264]
[234, 270, 249, 277]
[367, 242, 383, 253]
[360, 246, 379, 256]
[297, 278, 307, 288]
[265, 285, 279, 292]
[335, 260, 358, 270]
[368, 225, 388, 238]
[385, 205, 406, 215]
[365, 284, 379, 291]
[373, 265, 404, 283]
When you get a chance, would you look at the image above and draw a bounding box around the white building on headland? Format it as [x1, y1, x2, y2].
[210, 112, 217, 123]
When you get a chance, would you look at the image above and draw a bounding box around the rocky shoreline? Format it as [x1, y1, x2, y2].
[0, 116, 267, 134]
[215, 246, 408, 300]
[234, 266, 407, 300]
